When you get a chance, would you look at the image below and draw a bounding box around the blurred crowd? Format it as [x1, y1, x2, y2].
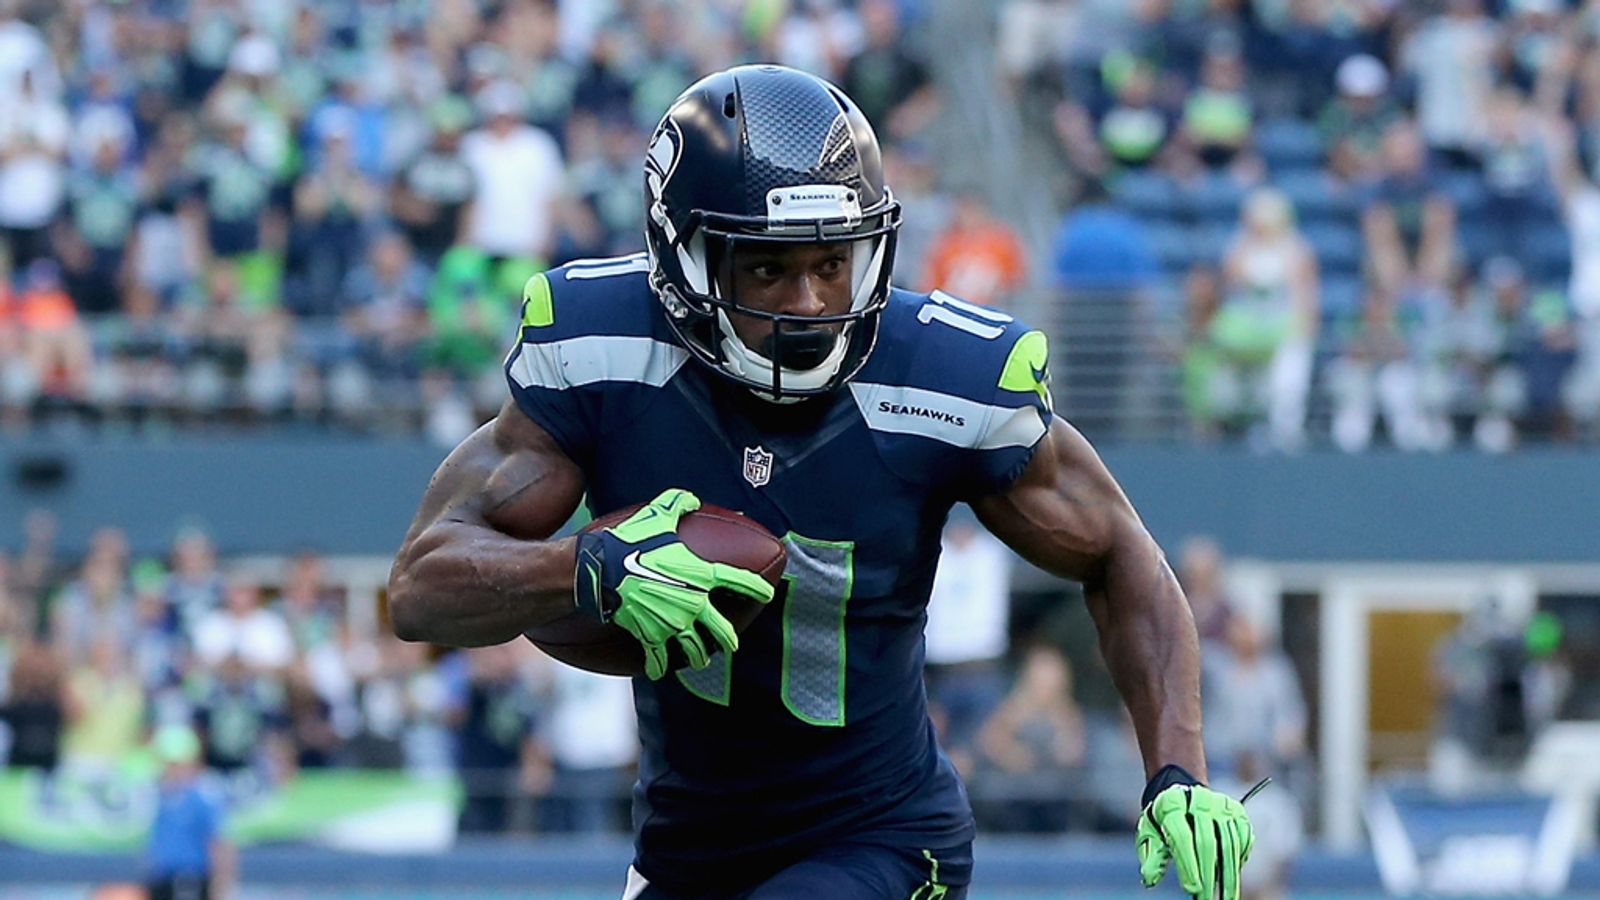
[0, 0, 975, 444]
[0, 509, 641, 835]
[921, 512, 1311, 897]
[1016, 0, 1600, 451]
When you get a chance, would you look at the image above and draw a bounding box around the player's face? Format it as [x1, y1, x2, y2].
[723, 242, 854, 353]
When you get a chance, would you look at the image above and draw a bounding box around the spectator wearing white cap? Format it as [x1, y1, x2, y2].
[460, 80, 564, 263]
[1319, 54, 1402, 183]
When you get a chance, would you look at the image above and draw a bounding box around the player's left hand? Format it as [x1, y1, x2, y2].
[1136, 767, 1254, 899]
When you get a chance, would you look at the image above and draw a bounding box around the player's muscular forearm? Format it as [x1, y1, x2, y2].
[973, 420, 1206, 781]
[388, 402, 585, 646]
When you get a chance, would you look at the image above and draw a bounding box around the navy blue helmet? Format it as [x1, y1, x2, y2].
[643, 65, 901, 400]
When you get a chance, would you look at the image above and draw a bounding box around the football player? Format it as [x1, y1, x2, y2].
[389, 65, 1253, 899]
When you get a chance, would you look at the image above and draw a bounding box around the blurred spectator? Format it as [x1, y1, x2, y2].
[278, 551, 354, 740]
[402, 645, 466, 775]
[0, 71, 70, 271]
[539, 665, 635, 835]
[15, 508, 60, 610]
[1055, 57, 1174, 178]
[344, 634, 415, 769]
[340, 231, 429, 381]
[1478, 90, 1549, 264]
[565, 113, 645, 255]
[455, 643, 542, 834]
[62, 634, 145, 771]
[1432, 596, 1538, 785]
[128, 560, 188, 720]
[841, 0, 939, 142]
[881, 142, 952, 288]
[0, 7, 61, 107]
[144, 725, 235, 900]
[1541, 114, 1600, 437]
[1205, 617, 1309, 784]
[190, 651, 289, 773]
[972, 644, 1086, 833]
[54, 135, 139, 315]
[925, 511, 1013, 776]
[389, 97, 476, 267]
[0, 640, 66, 769]
[461, 79, 562, 264]
[286, 124, 380, 316]
[167, 527, 224, 633]
[424, 246, 519, 389]
[1327, 286, 1431, 452]
[1483, 257, 1578, 444]
[51, 530, 134, 660]
[1362, 120, 1457, 296]
[1052, 181, 1158, 292]
[1178, 264, 1227, 438]
[194, 577, 294, 677]
[11, 259, 94, 416]
[1178, 43, 1259, 178]
[1215, 188, 1319, 451]
[130, 118, 204, 306]
[182, 110, 286, 301]
[920, 193, 1028, 307]
[1417, 266, 1501, 449]
[1177, 535, 1237, 647]
[1402, 0, 1497, 168]
[1319, 54, 1402, 183]
[548, 196, 614, 270]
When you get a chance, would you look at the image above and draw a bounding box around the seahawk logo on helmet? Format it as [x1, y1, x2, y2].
[643, 65, 901, 401]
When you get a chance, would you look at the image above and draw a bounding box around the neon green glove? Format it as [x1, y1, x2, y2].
[1137, 769, 1255, 900]
[574, 488, 775, 680]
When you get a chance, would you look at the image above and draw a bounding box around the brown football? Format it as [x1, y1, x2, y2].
[524, 503, 786, 677]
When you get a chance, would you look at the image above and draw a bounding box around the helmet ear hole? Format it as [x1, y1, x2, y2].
[723, 93, 737, 118]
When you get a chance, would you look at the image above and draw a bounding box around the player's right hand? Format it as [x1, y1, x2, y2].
[574, 488, 775, 680]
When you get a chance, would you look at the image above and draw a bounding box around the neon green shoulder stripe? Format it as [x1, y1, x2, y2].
[997, 329, 1052, 405]
[521, 273, 554, 328]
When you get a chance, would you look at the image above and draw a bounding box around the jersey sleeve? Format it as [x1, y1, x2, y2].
[502, 271, 601, 467]
[948, 319, 1055, 500]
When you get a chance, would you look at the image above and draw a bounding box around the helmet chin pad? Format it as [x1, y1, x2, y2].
[759, 327, 838, 370]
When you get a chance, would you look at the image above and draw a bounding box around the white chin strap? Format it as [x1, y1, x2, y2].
[716, 313, 854, 402]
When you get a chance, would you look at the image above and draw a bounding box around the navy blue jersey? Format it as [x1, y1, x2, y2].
[504, 253, 1053, 890]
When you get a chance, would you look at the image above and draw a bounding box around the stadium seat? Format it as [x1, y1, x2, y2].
[1527, 220, 1572, 283]
[1438, 172, 1489, 219]
[1112, 170, 1183, 221]
[1320, 275, 1366, 322]
[1456, 220, 1497, 267]
[1303, 222, 1363, 277]
[1187, 173, 1248, 224]
[1276, 169, 1359, 225]
[1255, 118, 1326, 171]
[1150, 222, 1234, 273]
[1151, 223, 1200, 273]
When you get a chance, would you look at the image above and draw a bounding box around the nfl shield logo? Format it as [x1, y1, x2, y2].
[743, 446, 773, 488]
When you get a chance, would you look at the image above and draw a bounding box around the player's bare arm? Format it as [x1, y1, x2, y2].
[976, 419, 1254, 897]
[387, 398, 585, 646]
[972, 418, 1205, 781]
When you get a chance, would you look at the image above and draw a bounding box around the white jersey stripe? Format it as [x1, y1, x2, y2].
[509, 335, 688, 391]
[849, 382, 1046, 450]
